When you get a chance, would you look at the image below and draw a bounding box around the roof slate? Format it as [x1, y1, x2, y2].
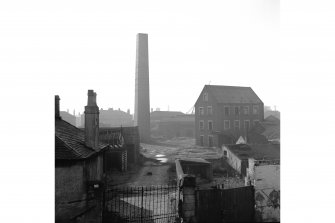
[205, 85, 263, 104]
[226, 144, 280, 160]
[55, 118, 108, 160]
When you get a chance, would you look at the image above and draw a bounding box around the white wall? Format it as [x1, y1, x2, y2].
[246, 159, 280, 222]
[223, 146, 242, 174]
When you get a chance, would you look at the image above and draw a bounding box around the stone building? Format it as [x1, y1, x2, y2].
[55, 91, 124, 222]
[194, 85, 264, 147]
[222, 143, 279, 177]
[80, 108, 133, 128]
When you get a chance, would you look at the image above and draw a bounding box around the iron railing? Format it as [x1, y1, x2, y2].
[104, 185, 179, 223]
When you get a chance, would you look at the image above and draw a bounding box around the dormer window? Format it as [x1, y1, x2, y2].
[203, 92, 208, 101]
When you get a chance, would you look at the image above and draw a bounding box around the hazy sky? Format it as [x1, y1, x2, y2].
[0, 0, 280, 115]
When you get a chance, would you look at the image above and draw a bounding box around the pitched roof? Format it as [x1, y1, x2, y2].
[225, 144, 280, 160]
[55, 118, 108, 160]
[250, 117, 280, 140]
[150, 111, 185, 120]
[179, 157, 211, 164]
[204, 85, 263, 104]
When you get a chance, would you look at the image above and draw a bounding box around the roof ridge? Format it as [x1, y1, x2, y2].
[205, 84, 251, 88]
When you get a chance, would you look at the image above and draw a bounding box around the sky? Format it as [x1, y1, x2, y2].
[0, 0, 280, 115]
[2, 1, 335, 222]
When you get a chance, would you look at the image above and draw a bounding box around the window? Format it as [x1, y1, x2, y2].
[203, 92, 208, 101]
[253, 105, 259, 114]
[208, 120, 213, 131]
[208, 135, 214, 147]
[224, 106, 230, 116]
[244, 106, 249, 115]
[199, 120, 204, 130]
[235, 106, 240, 115]
[199, 107, 204, 116]
[244, 120, 250, 131]
[253, 120, 259, 126]
[223, 150, 227, 157]
[234, 120, 240, 130]
[200, 135, 204, 146]
[224, 120, 230, 130]
[207, 106, 213, 115]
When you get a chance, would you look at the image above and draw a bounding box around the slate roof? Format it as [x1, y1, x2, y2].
[204, 85, 263, 104]
[150, 111, 185, 121]
[250, 116, 280, 140]
[55, 118, 108, 160]
[225, 144, 280, 160]
[160, 114, 195, 123]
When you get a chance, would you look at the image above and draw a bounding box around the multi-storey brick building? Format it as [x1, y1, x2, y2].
[194, 85, 264, 147]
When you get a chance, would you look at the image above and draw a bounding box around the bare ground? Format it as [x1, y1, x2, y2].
[108, 137, 244, 188]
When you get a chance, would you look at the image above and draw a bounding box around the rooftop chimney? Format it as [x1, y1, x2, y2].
[55, 95, 60, 118]
[84, 90, 99, 150]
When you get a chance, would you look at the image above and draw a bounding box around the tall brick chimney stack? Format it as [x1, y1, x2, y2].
[134, 33, 150, 142]
[84, 90, 99, 150]
[55, 95, 60, 119]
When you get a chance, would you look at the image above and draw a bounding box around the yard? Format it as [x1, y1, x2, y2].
[108, 137, 244, 188]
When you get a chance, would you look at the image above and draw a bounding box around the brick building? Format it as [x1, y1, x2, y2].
[194, 85, 264, 147]
[150, 111, 195, 139]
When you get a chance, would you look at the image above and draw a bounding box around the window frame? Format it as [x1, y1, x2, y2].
[253, 105, 259, 115]
[244, 120, 250, 130]
[208, 120, 213, 131]
[203, 92, 208, 101]
[244, 106, 249, 115]
[199, 120, 204, 130]
[200, 135, 204, 146]
[199, 107, 204, 116]
[234, 120, 240, 130]
[224, 120, 230, 130]
[224, 106, 230, 116]
[235, 106, 240, 115]
[208, 135, 214, 147]
[207, 106, 213, 115]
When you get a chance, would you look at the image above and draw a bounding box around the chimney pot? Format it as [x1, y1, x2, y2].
[87, 90, 97, 106]
[55, 95, 60, 118]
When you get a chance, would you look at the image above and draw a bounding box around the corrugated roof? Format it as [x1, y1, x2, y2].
[55, 118, 108, 160]
[205, 85, 263, 104]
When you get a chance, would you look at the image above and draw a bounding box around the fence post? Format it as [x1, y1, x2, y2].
[141, 187, 144, 223]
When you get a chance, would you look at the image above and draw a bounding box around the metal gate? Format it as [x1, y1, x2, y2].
[196, 186, 255, 222]
[103, 185, 179, 223]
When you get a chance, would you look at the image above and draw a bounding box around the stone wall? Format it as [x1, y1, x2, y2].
[55, 162, 87, 222]
[175, 160, 197, 223]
